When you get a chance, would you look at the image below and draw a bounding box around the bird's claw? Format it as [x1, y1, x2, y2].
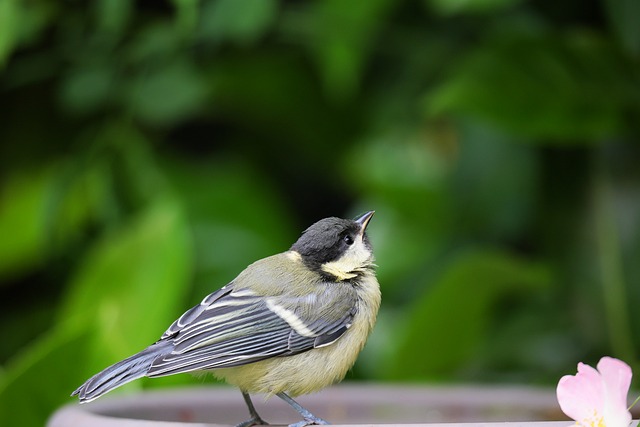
[235, 416, 270, 427]
[288, 416, 330, 427]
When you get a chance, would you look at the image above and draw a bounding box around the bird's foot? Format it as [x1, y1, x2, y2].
[288, 416, 330, 427]
[235, 416, 270, 427]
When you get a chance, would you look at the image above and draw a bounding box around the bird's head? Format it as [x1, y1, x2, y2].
[290, 211, 375, 281]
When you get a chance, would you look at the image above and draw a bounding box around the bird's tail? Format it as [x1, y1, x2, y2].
[71, 341, 171, 403]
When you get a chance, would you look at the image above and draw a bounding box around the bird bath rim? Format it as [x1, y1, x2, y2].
[48, 383, 582, 427]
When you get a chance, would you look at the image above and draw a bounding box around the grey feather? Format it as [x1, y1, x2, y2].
[146, 287, 357, 376]
[71, 340, 172, 403]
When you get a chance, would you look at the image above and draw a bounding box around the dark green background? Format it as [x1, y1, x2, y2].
[1, 0, 639, 426]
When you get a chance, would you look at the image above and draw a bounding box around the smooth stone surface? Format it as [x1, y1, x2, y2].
[48, 384, 577, 427]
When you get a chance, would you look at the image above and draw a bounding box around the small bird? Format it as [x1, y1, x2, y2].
[72, 211, 380, 427]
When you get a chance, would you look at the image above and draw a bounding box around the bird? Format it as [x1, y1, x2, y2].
[71, 211, 380, 427]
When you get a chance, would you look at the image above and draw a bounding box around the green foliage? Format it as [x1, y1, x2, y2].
[0, 168, 55, 279]
[1, 1, 640, 426]
[384, 249, 550, 381]
[58, 201, 192, 370]
[429, 31, 637, 139]
[0, 163, 100, 280]
[604, 0, 640, 55]
[0, 325, 91, 427]
[426, 0, 522, 15]
[199, 0, 278, 46]
[127, 60, 210, 126]
[307, 0, 395, 102]
[0, 0, 19, 66]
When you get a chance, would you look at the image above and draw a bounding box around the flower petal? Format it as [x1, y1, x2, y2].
[557, 362, 605, 422]
[597, 357, 632, 427]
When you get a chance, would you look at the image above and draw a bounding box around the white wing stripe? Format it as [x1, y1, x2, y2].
[229, 289, 257, 297]
[265, 299, 316, 337]
[204, 298, 255, 311]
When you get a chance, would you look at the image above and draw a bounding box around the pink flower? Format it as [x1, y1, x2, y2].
[557, 357, 633, 427]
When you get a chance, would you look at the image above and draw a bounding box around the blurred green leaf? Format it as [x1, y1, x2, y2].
[0, 158, 119, 281]
[0, 0, 19, 66]
[95, 121, 171, 209]
[126, 22, 182, 63]
[0, 162, 99, 280]
[95, 0, 131, 41]
[604, 0, 640, 55]
[126, 60, 209, 126]
[426, 0, 522, 15]
[58, 200, 192, 374]
[384, 249, 550, 380]
[0, 0, 57, 60]
[199, 0, 278, 45]
[59, 65, 115, 115]
[472, 304, 583, 383]
[0, 302, 57, 363]
[0, 169, 50, 279]
[0, 324, 91, 427]
[309, 0, 395, 102]
[451, 120, 538, 239]
[349, 134, 449, 192]
[428, 32, 637, 140]
[172, 0, 199, 36]
[205, 53, 344, 148]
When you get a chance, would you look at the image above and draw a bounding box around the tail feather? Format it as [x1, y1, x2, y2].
[72, 342, 171, 403]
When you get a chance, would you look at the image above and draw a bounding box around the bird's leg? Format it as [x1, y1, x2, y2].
[276, 392, 330, 427]
[235, 392, 269, 427]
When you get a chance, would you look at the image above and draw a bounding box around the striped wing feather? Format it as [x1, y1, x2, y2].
[147, 285, 356, 377]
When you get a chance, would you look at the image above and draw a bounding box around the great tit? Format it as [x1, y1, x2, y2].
[72, 211, 380, 427]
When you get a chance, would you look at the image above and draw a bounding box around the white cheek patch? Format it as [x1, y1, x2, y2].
[321, 237, 372, 281]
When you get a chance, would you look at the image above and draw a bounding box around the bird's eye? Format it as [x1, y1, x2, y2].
[343, 234, 354, 245]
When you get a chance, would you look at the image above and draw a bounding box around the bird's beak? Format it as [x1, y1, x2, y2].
[354, 211, 375, 233]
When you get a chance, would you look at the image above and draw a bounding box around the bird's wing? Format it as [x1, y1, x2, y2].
[147, 284, 357, 377]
